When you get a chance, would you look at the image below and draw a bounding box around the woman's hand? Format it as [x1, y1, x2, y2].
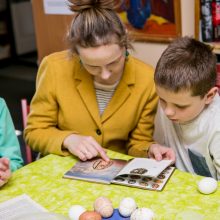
[148, 143, 176, 162]
[0, 158, 11, 187]
[63, 134, 110, 162]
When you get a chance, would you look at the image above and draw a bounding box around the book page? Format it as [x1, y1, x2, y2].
[63, 158, 127, 184]
[115, 158, 173, 178]
[112, 166, 175, 191]
[0, 194, 47, 220]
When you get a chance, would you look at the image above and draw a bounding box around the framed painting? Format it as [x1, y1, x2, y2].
[194, 0, 200, 40]
[116, 0, 182, 43]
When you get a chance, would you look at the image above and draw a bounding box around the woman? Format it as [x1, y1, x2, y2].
[24, 0, 158, 162]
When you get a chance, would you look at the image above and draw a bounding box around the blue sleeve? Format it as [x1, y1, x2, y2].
[0, 98, 24, 171]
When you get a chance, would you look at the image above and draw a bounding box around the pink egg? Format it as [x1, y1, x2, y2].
[79, 211, 102, 220]
[93, 196, 114, 218]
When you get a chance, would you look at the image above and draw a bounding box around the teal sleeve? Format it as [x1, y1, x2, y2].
[0, 98, 24, 172]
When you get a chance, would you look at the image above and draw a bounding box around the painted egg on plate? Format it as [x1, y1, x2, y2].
[130, 208, 155, 220]
[118, 197, 137, 217]
[69, 205, 86, 220]
[94, 196, 114, 218]
[79, 211, 102, 220]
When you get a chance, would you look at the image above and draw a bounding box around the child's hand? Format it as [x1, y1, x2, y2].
[0, 158, 11, 187]
[148, 144, 176, 162]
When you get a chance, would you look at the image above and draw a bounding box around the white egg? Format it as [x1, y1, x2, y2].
[118, 197, 137, 217]
[130, 208, 155, 220]
[68, 205, 86, 220]
[197, 177, 218, 194]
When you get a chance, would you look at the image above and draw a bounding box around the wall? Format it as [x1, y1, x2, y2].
[130, 0, 195, 67]
[32, 0, 195, 65]
[10, 1, 36, 55]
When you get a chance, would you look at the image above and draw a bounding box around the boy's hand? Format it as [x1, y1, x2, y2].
[0, 158, 11, 187]
[148, 143, 176, 162]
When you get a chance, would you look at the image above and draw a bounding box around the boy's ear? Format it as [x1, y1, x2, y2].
[204, 87, 219, 104]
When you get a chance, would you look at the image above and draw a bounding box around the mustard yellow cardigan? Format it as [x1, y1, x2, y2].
[24, 51, 158, 157]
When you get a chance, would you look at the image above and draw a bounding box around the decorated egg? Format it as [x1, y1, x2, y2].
[68, 205, 86, 220]
[79, 211, 102, 220]
[93, 196, 114, 218]
[118, 197, 137, 217]
[130, 208, 155, 220]
[197, 177, 218, 194]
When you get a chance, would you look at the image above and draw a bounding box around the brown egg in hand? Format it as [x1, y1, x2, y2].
[79, 211, 102, 220]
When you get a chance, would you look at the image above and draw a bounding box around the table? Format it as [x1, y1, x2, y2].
[0, 150, 219, 219]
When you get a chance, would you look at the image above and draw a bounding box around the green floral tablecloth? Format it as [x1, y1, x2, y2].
[0, 151, 219, 219]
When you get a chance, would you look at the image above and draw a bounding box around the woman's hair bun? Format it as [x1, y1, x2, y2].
[68, 0, 116, 12]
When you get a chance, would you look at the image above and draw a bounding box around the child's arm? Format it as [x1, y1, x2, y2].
[0, 98, 23, 172]
[0, 158, 11, 187]
[148, 143, 176, 162]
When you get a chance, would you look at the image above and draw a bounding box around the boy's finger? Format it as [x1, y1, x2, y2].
[153, 147, 162, 161]
[168, 151, 176, 161]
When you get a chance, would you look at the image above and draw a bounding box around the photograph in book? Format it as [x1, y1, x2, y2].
[112, 166, 175, 191]
[63, 158, 127, 184]
[63, 157, 175, 191]
[115, 158, 173, 178]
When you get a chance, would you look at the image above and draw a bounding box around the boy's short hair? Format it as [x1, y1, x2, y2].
[154, 36, 217, 97]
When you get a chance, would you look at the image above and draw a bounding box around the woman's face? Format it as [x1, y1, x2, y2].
[77, 44, 126, 85]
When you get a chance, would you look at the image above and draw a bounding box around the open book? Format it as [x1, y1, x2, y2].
[63, 158, 175, 191]
[0, 194, 47, 220]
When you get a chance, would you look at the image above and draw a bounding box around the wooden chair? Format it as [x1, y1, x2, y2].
[21, 99, 32, 164]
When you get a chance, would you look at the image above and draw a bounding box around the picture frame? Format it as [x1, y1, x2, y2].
[116, 0, 182, 43]
[195, 0, 200, 40]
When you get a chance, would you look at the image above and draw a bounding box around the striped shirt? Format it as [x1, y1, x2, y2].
[94, 81, 119, 115]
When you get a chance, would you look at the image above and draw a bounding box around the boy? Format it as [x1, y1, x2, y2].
[0, 98, 23, 187]
[149, 36, 220, 180]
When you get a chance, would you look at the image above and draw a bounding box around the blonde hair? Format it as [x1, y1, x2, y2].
[67, 0, 132, 53]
